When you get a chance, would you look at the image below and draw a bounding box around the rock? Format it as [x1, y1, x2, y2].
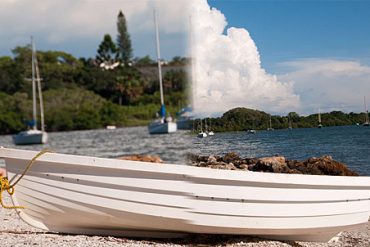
[222, 152, 240, 163]
[118, 155, 163, 163]
[187, 152, 358, 176]
[258, 156, 286, 166]
[252, 156, 288, 173]
[207, 155, 217, 164]
[304, 156, 358, 176]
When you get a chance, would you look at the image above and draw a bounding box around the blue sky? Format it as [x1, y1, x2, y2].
[193, 0, 370, 115]
[208, 0, 370, 73]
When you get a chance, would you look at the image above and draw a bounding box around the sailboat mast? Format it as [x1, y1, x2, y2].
[189, 16, 196, 109]
[34, 42, 45, 132]
[31, 37, 37, 130]
[269, 115, 272, 129]
[364, 96, 369, 123]
[318, 107, 322, 123]
[154, 10, 164, 107]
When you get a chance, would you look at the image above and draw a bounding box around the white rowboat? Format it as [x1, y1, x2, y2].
[1, 147, 369, 242]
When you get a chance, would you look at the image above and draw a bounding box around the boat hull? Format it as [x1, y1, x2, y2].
[1, 148, 369, 242]
[12, 130, 48, 145]
[177, 119, 192, 130]
[148, 122, 177, 134]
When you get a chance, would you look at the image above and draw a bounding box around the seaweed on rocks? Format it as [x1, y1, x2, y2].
[187, 152, 359, 176]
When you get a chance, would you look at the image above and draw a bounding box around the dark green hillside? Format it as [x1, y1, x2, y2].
[195, 107, 367, 133]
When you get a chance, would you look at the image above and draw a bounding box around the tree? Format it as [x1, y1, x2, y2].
[96, 34, 118, 65]
[116, 10, 133, 65]
[133, 55, 155, 66]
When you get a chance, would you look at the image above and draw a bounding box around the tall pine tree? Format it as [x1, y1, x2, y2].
[116, 10, 133, 65]
[96, 34, 117, 65]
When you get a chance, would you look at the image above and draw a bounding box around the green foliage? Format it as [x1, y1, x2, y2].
[133, 55, 156, 66]
[0, 56, 26, 94]
[200, 108, 367, 133]
[116, 10, 133, 64]
[96, 34, 118, 64]
[0, 13, 192, 135]
[168, 56, 188, 66]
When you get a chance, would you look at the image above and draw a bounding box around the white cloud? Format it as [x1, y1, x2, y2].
[190, 0, 300, 116]
[277, 59, 370, 114]
[0, 0, 189, 57]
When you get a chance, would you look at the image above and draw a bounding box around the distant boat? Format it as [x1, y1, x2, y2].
[106, 125, 116, 130]
[197, 119, 207, 138]
[318, 107, 323, 128]
[13, 37, 48, 145]
[267, 115, 274, 131]
[247, 129, 256, 134]
[363, 96, 369, 127]
[288, 116, 293, 130]
[148, 11, 177, 135]
[205, 118, 214, 136]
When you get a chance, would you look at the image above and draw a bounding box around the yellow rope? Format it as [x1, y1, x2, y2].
[0, 149, 53, 209]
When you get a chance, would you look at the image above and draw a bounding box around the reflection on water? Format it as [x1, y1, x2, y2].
[1, 125, 369, 176]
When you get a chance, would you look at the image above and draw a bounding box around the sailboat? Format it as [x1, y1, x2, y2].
[267, 115, 274, 131]
[13, 37, 48, 145]
[288, 116, 293, 130]
[318, 107, 323, 128]
[197, 119, 207, 138]
[148, 11, 177, 134]
[362, 96, 369, 127]
[207, 118, 214, 136]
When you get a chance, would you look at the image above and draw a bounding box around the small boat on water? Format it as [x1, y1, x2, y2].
[106, 125, 116, 130]
[267, 115, 274, 131]
[148, 11, 176, 135]
[197, 119, 207, 138]
[318, 107, 323, 128]
[206, 119, 214, 136]
[13, 37, 47, 145]
[1, 147, 369, 242]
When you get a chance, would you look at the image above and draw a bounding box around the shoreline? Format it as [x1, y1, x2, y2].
[1, 194, 369, 247]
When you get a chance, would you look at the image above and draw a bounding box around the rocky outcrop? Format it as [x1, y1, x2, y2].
[187, 152, 359, 176]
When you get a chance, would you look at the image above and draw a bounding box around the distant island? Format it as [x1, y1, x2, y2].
[194, 107, 368, 133]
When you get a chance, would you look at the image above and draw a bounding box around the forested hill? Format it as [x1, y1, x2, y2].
[196, 107, 368, 132]
[0, 48, 189, 135]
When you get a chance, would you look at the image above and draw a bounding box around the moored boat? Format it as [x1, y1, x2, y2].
[13, 37, 47, 145]
[1, 147, 369, 242]
[148, 11, 177, 135]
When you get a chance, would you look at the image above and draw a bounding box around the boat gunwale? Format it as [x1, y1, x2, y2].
[1, 147, 370, 188]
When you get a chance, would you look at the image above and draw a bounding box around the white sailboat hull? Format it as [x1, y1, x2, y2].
[197, 132, 207, 138]
[1, 147, 369, 242]
[12, 130, 48, 145]
[148, 121, 177, 134]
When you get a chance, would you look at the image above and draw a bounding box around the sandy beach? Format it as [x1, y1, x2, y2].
[1, 194, 368, 247]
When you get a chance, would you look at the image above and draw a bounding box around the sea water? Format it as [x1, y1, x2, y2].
[1, 125, 369, 176]
[193, 125, 370, 176]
